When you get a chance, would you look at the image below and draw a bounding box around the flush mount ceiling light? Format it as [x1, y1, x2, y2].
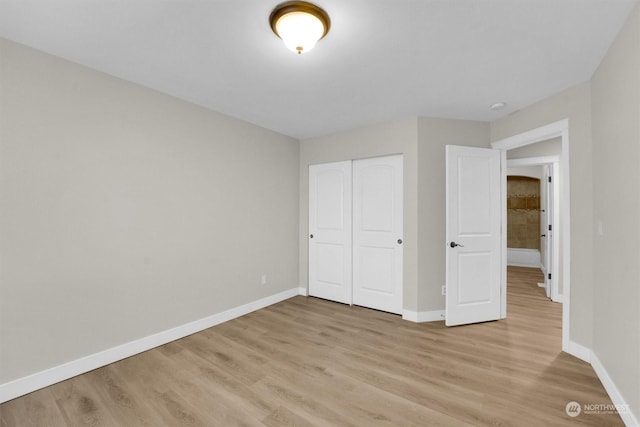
[490, 102, 507, 111]
[269, 1, 331, 55]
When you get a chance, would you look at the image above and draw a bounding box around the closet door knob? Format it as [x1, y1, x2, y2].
[397, 239, 403, 244]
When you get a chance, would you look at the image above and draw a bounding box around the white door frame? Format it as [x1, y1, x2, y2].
[491, 119, 571, 354]
[507, 156, 560, 302]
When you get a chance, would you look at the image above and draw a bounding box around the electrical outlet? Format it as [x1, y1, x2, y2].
[441, 285, 446, 296]
[261, 274, 268, 285]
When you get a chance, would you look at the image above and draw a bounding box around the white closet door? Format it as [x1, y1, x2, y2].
[352, 155, 403, 314]
[308, 161, 352, 304]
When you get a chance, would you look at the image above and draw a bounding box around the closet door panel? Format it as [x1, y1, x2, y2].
[308, 161, 352, 304]
[353, 155, 403, 314]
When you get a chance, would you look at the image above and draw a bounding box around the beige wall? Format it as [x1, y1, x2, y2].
[507, 166, 543, 179]
[298, 117, 489, 313]
[0, 39, 300, 383]
[507, 137, 562, 159]
[591, 2, 640, 419]
[491, 82, 593, 348]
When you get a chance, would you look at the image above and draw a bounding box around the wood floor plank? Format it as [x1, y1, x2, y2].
[82, 366, 165, 427]
[0, 266, 625, 426]
[0, 389, 66, 427]
[49, 373, 122, 427]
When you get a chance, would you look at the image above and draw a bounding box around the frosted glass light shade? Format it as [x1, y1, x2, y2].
[270, 2, 330, 55]
[275, 11, 324, 54]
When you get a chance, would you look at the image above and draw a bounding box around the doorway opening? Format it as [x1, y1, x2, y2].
[506, 157, 561, 302]
[491, 119, 572, 356]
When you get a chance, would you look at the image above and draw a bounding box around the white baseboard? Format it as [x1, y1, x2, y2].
[591, 352, 638, 427]
[507, 248, 541, 268]
[566, 339, 591, 363]
[0, 287, 300, 404]
[402, 309, 445, 323]
[298, 287, 308, 296]
[565, 342, 637, 424]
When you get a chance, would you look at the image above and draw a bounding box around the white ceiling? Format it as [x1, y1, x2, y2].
[0, 0, 637, 139]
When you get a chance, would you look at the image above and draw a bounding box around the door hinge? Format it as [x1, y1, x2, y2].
[548, 224, 552, 231]
[548, 176, 552, 183]
[548, 273, 552, 280]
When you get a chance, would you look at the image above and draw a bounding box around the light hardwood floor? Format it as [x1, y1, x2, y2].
[1, 267, 624, 426]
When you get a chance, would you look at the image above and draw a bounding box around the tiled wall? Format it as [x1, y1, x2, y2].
[507, 176, 540, 249]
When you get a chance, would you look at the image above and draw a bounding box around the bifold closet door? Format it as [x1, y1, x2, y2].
[308, 161, 352, 304]
[352, 155, 403, 314]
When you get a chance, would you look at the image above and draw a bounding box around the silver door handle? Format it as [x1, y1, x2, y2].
[450, 241, 464, 248]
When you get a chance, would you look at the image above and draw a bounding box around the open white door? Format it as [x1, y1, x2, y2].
[352, 155, 403, 314]
[309, 161, 352, 304]
[445, 145, 501, 326]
